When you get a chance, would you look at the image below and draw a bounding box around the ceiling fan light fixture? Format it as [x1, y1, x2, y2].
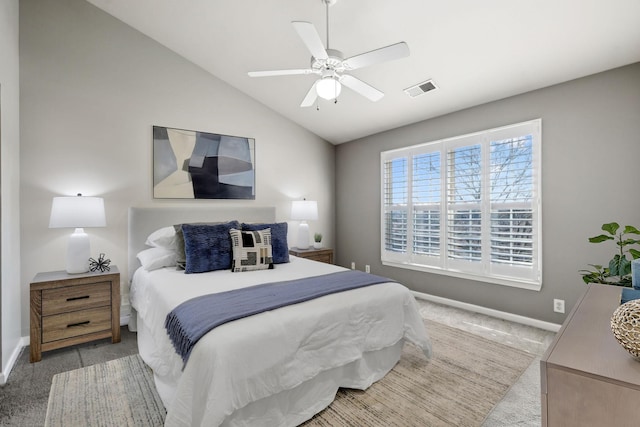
[248, 0, 409, 107]
[316, 77, 342, 100]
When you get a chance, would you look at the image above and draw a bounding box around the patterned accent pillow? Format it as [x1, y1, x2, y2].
[241, 222, 289, 264]
[229, 228, 274, 272]
[181, 221, 240, 274]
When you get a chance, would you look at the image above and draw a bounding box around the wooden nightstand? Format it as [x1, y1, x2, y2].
[29, 266, 121, 362]
[289, 247, 334, 264]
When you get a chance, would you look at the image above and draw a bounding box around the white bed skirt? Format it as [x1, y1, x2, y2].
[136, 313, 405, 426]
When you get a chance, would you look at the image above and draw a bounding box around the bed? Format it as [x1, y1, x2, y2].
[128, 206, 432, 426]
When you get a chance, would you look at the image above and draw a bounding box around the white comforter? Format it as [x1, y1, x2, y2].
[130, 256, 431, 426]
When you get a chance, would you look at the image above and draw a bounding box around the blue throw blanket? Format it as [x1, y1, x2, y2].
[165, 270, 394, 365]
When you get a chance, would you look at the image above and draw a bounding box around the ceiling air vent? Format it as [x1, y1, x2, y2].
[404, 79, 438, 98]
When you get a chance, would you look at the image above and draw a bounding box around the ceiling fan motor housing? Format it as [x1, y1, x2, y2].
[311, 49, 345, 74]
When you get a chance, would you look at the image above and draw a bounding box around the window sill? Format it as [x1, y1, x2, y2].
[381, 260, 542, 291]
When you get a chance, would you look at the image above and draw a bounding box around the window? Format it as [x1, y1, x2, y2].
[381, 119, 541, 290]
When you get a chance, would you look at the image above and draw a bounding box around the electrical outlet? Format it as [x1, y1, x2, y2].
[351, 262, 355, 270]
[553, 299, 565, 314]
[365, 265, 370, 273]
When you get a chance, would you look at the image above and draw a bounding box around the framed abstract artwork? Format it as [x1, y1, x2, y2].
[153, 126, 255, 199]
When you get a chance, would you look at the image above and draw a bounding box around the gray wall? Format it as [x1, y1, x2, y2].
[0, 0, 21, 380]
[336, 63, 640, 324]
[19, 0, 335, 337]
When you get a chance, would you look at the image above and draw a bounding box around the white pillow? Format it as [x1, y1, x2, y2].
[145, 226, 176, 248]
[137, 247, 176, 271]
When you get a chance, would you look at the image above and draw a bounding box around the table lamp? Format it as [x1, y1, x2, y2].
[291, 200, 318, 250]
[49, 194, 106, 274]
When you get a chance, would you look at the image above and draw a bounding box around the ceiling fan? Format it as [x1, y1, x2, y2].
[248, 0, 410, 107]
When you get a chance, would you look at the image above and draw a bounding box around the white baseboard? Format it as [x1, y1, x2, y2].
[412, 291, 561, 332]
[120, 300, 130, 327]
[0, 336, 29, 385]
[120, 314, 130, 326]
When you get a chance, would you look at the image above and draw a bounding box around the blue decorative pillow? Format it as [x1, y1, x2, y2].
[229, 228, 274, 272]
[181, 221, 240, 273]
[174, 222, 222, 270]
[241, 222, 289, 264]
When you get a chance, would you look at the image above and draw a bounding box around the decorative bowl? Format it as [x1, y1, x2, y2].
[611, 300, 640, 360]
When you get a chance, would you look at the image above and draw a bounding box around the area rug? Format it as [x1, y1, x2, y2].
[45, 320, 534, 426]
[303, 319, 535, 426]
[44, 354, 165, 427]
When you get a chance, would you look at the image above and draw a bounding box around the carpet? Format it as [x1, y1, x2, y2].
[45, 320, 534, 426]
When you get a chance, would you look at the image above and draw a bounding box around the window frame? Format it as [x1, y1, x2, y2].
[380, 119, 542, 291]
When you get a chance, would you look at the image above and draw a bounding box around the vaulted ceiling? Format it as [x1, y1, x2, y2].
[87, 0, 640, 144]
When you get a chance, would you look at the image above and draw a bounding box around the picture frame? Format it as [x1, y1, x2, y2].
[153, 126, 255, 199]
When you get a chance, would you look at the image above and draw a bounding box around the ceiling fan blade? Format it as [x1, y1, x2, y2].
[292, 21, 328, 60]
[248, 69, 316, 77]
[300, 81, 319, 107]
[342, 42, 410, 71]
[339, 74, 384, 102]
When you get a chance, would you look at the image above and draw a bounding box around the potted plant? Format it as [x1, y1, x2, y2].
[313, 233, 323, 249]
[580, 222, 640, 287]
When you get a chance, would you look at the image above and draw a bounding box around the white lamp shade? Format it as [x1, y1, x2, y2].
[49, 195, 106, 274]
[49, 196, 106, 228]
[291, 200, 318, 221]
[316, 77, 342, 100]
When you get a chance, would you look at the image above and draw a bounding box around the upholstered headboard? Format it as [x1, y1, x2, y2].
[128, 206, 276, 282]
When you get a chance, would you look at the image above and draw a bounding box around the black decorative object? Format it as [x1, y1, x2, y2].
[89, 253, 111, 273]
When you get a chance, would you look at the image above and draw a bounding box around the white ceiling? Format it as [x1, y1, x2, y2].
[86, 0, 640, 144]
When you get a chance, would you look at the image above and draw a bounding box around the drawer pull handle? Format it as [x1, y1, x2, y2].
[67, 321, 90, 328]
[67, 295, 90, 302]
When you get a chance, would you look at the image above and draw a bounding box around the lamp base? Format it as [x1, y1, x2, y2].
[66, 228, 90, 274]
[297, 222, 310, 250]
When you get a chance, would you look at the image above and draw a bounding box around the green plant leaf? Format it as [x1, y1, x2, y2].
[630, 249, 640, 259]
[579, 264, 610, 285]
[609, 254, 622, 276]
[602, 222, 620, 235]
[621, 238, 640, 246]
[589, 234, 614, 243]
[610, 254, 632, 277]
[581, 274, 596, 284]
[621, 256, 632, 276]
[624, 225, 640, 235]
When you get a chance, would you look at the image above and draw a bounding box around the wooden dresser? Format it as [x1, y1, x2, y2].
[289, 247, 334, 264]
[30, 266, 121, 362]
[540, 284, 640, 426]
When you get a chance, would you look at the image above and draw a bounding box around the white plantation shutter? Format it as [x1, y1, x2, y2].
[488, 130, 538, 281]
[446, 144, 482, 272]
[412, 152, 441, 260]
[381, 119, 541, 290]
[383, 157, 408, 260]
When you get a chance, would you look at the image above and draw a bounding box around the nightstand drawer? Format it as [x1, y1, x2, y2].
[289, 248, 334, 264]
[305, 253, 332, 263]
[42, 282, 111, 316]
[42, 306, 112, 343]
